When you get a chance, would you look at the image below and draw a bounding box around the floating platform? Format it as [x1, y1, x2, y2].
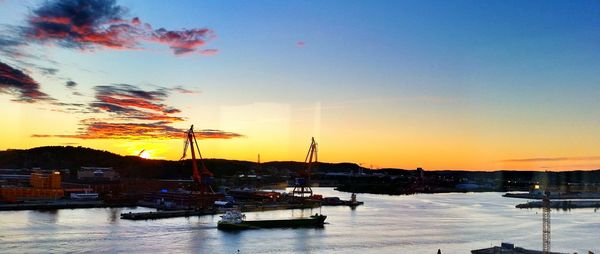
[0, 200, 132, 211]
[516, 200, 600, 209]
[472, 242, 569, 254]
[120, 209, 216, 220]
[504, 192, 600, 200]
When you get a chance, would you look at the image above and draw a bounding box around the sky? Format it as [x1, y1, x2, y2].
[1, 0, 600, 171]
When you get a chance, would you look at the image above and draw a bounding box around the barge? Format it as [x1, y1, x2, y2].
[217, 210, 327, 230]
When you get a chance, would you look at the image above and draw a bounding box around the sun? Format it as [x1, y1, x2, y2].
[139, 150, 152, 159]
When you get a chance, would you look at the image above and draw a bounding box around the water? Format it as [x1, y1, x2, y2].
[1, 188, 599, 253]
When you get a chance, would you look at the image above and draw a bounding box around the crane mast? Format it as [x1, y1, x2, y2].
[292, 137, 317, 197]
[181, 125, 213, 193]
[542, 193, 551, 254]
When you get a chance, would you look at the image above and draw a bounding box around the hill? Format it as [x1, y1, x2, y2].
[0, 146, 364, 179]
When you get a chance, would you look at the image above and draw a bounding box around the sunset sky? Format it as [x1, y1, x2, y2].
[1, 0, 600, 171]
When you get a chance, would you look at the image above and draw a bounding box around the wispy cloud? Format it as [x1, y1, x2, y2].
[32, 122, 244, 140]
[33, 122, 184, 140]
[90, 84, 183, 121]
[0, 61, 53, 102]
[32, 84, 244, 140]
[196, 129, 245, 139]
[501, 156, 600, 162]
[173, 85, 200, 94]
[24, 0, 216, 56]
[66, 80, 77, 88]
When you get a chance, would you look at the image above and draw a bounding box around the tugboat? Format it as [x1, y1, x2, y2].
[346, 193, 364, 207]
[217, 210, 327, 230]
[321, 193, 364, 207]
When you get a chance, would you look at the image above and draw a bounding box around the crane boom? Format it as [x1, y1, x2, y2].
[181, 125, 213, 192]
[292, 137, 318, 197]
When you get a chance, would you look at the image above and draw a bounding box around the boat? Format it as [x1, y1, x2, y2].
[320, 193, 364, 207]
[217, 210, 327, 230]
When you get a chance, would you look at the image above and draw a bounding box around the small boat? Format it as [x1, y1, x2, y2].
[321, 193, 364, 207]
[217, 210, 327, 230]
[346, 193, 364, 207]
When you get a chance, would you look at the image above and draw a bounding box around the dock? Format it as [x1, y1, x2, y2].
[472, 242, 569, 254]
[516, 200, 600, 209]
[120, 210, 216, 220]
[0, 200, 133, 211]
[121, 202, 321, 220]
[504, 192, 600, 200]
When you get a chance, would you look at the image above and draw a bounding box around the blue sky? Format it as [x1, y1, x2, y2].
[1, 0, 600, 170]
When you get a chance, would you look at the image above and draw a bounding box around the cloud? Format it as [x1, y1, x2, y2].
[66, 80, 77, 88]
[0, 61, 53, 102]
[90, 84, 183, 121]
[173, 85, 200, 94]
[198, 49, 219, 56]
[32, 122, 244, 140]
[196, 129, 245, 139]
[33, 121, 184, 140]
[31, 83, 244, 140]
[25, 0, 216, 55]
[501, 156, 600, 163]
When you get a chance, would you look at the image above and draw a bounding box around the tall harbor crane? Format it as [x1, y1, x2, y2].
[148, 125, 222, 211]
[181, 125, 214, 193]
[292, 137, 318, 197]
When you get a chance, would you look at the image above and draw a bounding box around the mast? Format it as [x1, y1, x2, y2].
[292, 137, 317, 197]
[181, 125, 213, 193]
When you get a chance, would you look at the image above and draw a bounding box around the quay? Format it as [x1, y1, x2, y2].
[516, 200, 600, 209]
[120, 209, 215, 220]
[504, 192, 600, 200]
[0, 200, 133, 211]
[120, 202, 320, 220]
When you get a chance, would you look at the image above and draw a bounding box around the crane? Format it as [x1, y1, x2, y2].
[180, 125, 214, 193]
[292, 137, 318, 198]
[543, 192, 551, 254]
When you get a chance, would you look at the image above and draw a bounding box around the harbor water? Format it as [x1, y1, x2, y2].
[1, 188, 599, 253]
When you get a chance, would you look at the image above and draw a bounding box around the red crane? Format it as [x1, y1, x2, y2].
[292, 137, 318, 197]
[180, 125, 214, 193]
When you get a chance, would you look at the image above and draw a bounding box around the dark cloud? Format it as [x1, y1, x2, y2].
[25, 0, 216, 55]
[27, 0, 132, 49]
[31, 83, 244, 140]
[32, 122, 244, 140]
[0, 37, 25, 48]
[38, 67, 59, 75]
[0, 61, 53, 102]
[196, 129, 245, 139]
[173, 86, 200, 94]
[151, 28, 215, 55]
[501, 156, 600, 162]
[66, 80, 77, 88]
[33, 121, 184, 139]
[90, 84, 183, 121]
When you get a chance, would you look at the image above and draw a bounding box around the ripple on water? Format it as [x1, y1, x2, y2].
[1, 188, 599, 253]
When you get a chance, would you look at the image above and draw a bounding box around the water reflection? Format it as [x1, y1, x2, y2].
[30, 209, 59, 224]
[108, 208, 120, 224]
[2, 188, 599, 253]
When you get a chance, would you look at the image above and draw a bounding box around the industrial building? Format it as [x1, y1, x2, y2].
[0, 171, 64, 201]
